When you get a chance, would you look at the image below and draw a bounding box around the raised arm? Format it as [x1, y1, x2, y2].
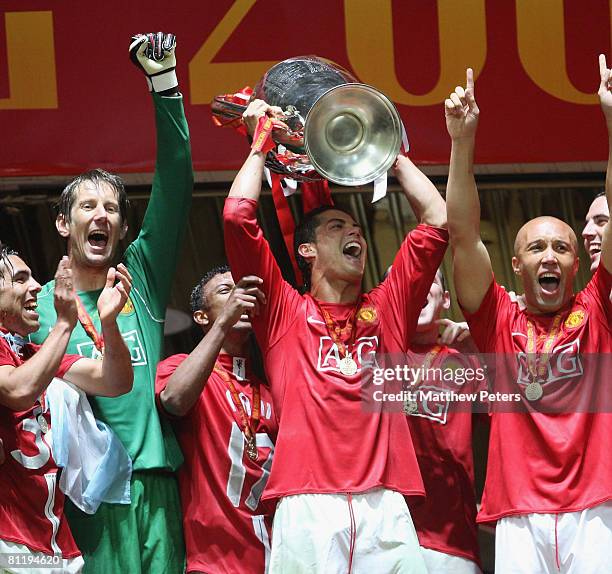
[445, 69, 493, 313]
[126, 32, 193, 313]
[598, 54, 612, 274]
[228, 99, 284, 202]
[394, 155, 447, 228]
[159, 276, 265, 417]
[63, 264, 133, 397]
[0, 258, 78, 411]
[224, 100, 302, 346]
[228, 148, 267, 202]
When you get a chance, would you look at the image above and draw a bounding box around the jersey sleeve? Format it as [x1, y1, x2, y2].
[462, 277, 509, 353]
[369, 224, 449, 349]
[223, 196, 302, 349]
[155, 353, 188, 418]
[0, 339, 18, 366]
[578, 264, 612, 322]
[123, 93, 193, 317]
[57, 354, 83, 378]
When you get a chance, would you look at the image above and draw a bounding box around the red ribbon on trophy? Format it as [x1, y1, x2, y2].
[251, 115, 276, 154]
[211, 86, 252, 135]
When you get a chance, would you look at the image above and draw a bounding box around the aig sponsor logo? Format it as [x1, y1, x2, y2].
[76, 329, 148, 366]
[407, 386, 450, 424]
[316, 336, 380, 373]
[516, 337, 583, 385]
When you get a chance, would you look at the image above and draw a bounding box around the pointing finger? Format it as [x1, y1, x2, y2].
[465, 87, 479, 115]
[598, 53, 612, 95]
[599, 54, 608, 83]
[466, 68, 475, 94]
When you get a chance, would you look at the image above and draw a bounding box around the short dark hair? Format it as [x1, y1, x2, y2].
[436, 268, 447, 292]
[190, 264, 231, 313]
[0, 243, 18, 284]
[57, 169, 129, 224]
[293, 205, 352, 291]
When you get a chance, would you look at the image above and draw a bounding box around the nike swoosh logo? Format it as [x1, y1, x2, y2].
[307, 315, 326, 325]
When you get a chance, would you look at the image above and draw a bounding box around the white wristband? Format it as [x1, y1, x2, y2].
[149, 69, 178, 93]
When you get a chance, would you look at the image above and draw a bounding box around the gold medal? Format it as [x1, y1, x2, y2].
[403, 399, 418, 415]
[339, 356, 358, 376]
[37, 414, 49, 434]
[525, 381, 543, 402]
[246, 437, 258, 461]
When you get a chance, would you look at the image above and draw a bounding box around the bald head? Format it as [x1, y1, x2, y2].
[514, 217, 578, 256]
[511, 216, 579, 314]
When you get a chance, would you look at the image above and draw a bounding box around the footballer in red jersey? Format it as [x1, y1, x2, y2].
[223, 99, 448, 573]
[445, 61, 612, 573]
[583, 192, 609, 274]
[582, 191, 612, 306]
[404, 270, 483, 573]
[155, 266, 277, 574]
[0, 246, 133, 569]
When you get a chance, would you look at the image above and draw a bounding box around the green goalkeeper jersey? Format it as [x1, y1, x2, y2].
[31, 93, 192, 472]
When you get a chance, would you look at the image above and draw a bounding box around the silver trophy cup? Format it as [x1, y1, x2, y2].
[213, 56, 403, 186]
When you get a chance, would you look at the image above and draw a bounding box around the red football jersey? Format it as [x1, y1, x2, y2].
[155, 353, 278, 574]
[405, 344, 483, 566]
[464, 265, 612, 523]
[0, 336, 81, 557]
[224, 197, 449, 503]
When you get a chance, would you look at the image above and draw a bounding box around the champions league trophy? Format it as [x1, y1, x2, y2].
[212, 56, 404, 186]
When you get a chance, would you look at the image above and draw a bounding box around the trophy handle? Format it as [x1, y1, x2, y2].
[212, 96, 305, 152]
[211, 97, 248, 123]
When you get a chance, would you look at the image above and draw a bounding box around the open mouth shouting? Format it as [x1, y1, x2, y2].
[342, 241, 363, 262]
[88, 229, 109, 252]
[538, 272, 561, 295]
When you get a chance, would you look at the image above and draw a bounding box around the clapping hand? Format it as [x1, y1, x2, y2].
[97, 264, 132, 327]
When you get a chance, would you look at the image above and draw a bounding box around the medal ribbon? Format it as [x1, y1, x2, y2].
[525, 313, 563, 383]
[214, 362, 260, 445]
[75, 295, 104, 354]
[313, 299, 362, 361]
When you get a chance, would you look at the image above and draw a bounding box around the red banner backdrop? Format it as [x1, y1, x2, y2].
[1, 0, 611, 178]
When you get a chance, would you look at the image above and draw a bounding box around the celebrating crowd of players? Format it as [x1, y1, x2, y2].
[0, 33, 610, 574]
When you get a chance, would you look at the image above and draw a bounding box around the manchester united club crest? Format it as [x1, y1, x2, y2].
[120, 297, 135, 315]
[357, 306, 377, 323]
[564, 310, 585, 329]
